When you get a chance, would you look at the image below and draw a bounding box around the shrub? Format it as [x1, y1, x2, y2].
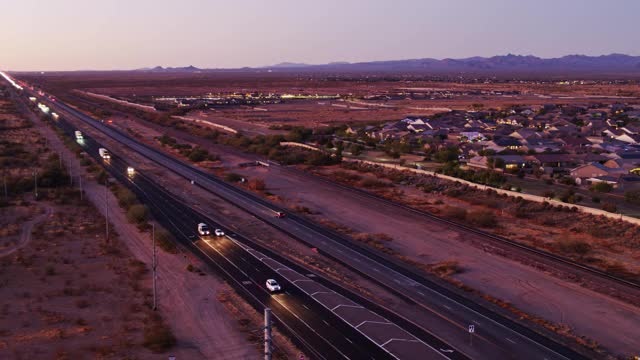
[332, 170, 362, 183]
[624, 190, 640, 205]
[75, 299, 90, 309]
[559, 189, 582, 204]
[155, 227, 177, 253]
[115, 187, 137, 208]
[224, 173, 243, 182]
[556, 238, 592, 256]
[430, 261, 463, 276]
[187, 147, 208, 162]
[143, 319, 176, 353]
[601, 203, 617, 213]
[359, 178, 390, 189]
[466, 210, 497, 227]
[96, 170, 108, 185]
[590, 182, 613, 193]
[559, 176, 576, 186]
[247, 178, 266, 191]
[127, 204, 149, 224]
[443, 206, 467, 220]
[433, 147, 459, 163]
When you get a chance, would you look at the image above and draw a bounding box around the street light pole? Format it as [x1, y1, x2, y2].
[152, 223, 157, 311]
[264, 308, 272, 360]
[104, 185, 109, 243]
[33, 170, 38, 199]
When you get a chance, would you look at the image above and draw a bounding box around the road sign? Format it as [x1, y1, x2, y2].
[468, 325, 475, 333]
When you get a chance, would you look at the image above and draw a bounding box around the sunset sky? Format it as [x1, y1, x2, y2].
[2, 0, 639, 71]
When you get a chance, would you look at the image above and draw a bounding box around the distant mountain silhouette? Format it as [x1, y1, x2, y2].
[136, 65, 201, 72]
[261, 54, 640, 74]
[134, 54, 640, 75]
[269, 62, 310, 68]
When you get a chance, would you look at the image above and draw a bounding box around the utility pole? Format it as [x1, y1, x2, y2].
[3, 171, 7, 200]
[104, 184, 109, 243]
[33, 170, 38, 199]
[152, 223, 157, 311]
[264, 308, 272, 360]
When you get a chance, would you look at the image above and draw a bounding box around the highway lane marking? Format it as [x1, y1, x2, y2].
[380, 338, 421, 347]
[442, 305, 452, 310]
[505, 337, 517, 344]
[344, 337, 353, 344]
[323, 320, 330, 326]
[355, 320, 392, 328]
[285, 291, 291, 295]
[242, 281, 252, 285]
[331, 304, 363, 311]
[372, 268, 381, 272]
[74, 121, 450, 360]
[302, 305, 310, 310]
[311, 291, 333, 296]
[417, 291, 425, 296]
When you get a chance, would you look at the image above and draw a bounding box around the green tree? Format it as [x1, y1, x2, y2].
[590, 182, 613, 193]
[624, 190, 640, 205]
[127, 204, 149, 224]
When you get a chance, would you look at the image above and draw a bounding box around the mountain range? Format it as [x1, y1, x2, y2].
[138, 54, 640, 75]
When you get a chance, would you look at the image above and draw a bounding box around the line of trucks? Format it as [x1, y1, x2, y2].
[75, 130, 110, 160]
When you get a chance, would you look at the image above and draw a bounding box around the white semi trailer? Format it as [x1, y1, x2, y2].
[98, 148, 110, 160]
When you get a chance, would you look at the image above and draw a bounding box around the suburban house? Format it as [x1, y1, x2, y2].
[570, 162, 626, 180]
[459, 131, 487, 142]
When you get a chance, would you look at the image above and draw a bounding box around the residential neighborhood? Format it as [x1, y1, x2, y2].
[346, 103, 640, 194]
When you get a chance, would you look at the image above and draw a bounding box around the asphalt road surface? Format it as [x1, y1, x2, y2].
[21, 84, 591, 360]
[43, 106, 461, 359]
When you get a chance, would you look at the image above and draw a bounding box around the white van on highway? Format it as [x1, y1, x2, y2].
[197, 223, 210, 236]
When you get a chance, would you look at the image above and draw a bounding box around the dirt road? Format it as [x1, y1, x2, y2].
[31, 109, 260, 359]
[0, 204, 52, 258]
[233, 164, 640, 356]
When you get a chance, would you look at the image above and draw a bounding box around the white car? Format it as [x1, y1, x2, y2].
[214, 228, 225, 237]
[266, 279, 281, 293]
[197, 223, 210, 236]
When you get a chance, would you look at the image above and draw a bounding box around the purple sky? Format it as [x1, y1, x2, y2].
[2, 0, 639, 71]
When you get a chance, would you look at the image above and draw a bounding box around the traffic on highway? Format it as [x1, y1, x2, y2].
[8, 75, 594, 360]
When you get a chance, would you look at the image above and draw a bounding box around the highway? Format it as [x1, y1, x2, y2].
[16, 87, 466, 359]
[19, 81, 592, 360]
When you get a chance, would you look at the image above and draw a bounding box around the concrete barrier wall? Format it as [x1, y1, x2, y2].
[344, 158, 640, 226]
[173, 116, 238, 134]
[280, 142, 322, 152]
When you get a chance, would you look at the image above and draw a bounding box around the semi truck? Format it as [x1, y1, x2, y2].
[98, 148, 110, 160]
